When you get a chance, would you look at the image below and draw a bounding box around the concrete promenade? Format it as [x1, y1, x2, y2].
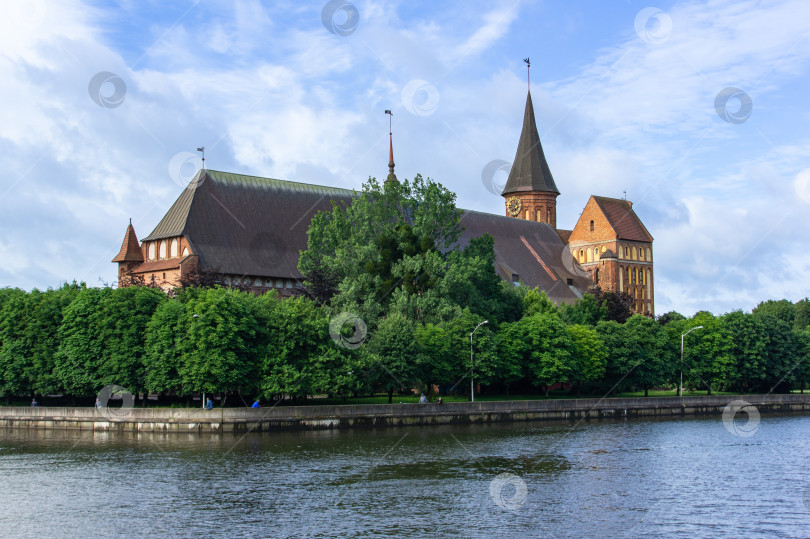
[1, 393, 809, 433]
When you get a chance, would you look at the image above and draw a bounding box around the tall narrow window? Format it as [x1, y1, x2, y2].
[579, 250, 585, 263]
[159, 241, 167, 259]
[536, 209, 542, 222]
[170, 238, 178, 258]
[148, 243, 155, 261]
[595, 268, 600, 283]
[631, 267, 636, 284]
[619, 267, 624, 292]
[547, 209, 551, 224]
[589, 220, 594, 232]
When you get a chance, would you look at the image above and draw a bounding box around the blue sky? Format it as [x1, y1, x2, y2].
[1, 0, 808, 316]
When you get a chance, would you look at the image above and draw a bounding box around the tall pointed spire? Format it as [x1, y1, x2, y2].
[501, 91, 559, 196]
[385, 109, 397, 183]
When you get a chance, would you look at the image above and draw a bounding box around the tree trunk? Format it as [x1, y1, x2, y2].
[387, 389, 393, 404]
[644, 388, 649, 397]
[544, 386, 549, 398]
[707, 387, 712, 396]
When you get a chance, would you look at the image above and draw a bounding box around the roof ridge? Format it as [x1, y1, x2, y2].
[205, 169, 355, 194]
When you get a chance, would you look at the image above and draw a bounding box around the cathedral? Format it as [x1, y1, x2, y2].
[113, 90, 654, 315]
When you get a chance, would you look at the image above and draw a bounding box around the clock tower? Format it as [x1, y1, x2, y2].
[501, 90, 559, 228]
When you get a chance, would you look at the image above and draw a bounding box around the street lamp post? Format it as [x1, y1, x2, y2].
[680, 325, 704, 397]
[470, 320, 489, 402]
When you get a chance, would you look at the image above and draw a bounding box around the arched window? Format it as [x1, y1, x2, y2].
[536, 209, 542, 222]
[148, 243, 155, 261]
[159, 241, 167, 259]
[589, 220, 594, 232]
[631, 267, 636, 284]
[170, 239, 178, 258]
[646, 247, 651, 261]
[638, 269, 643, 285]
[546, 209, 551, 223]
[618, 245, 623, 259]
[579, 250, 585, 263]
[619, 267, 624, 292]
[625, 246, 631, 258]
[631, 246, 637, 260]
[601, 245, 606, 253]
[594, 247, 600, 260]
[525, 209, 530, 220]
[182, 247, 189, 256]
[641, 288, 646, 299]
[586, 249, 592, 263]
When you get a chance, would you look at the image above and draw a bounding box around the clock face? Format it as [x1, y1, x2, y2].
[507, 196, 521, 216]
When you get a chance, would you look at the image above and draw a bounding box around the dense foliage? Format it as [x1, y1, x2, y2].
[1, 178, 808, 405]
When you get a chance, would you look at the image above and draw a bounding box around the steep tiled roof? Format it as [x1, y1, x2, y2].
[457, 211, 592, 303]
[556, 229, 573, 244]
[142, 170, 355, 278]
[501, 92, 559, 196]
[132, 258, 186, 272]
[135, 169, 591, 300]
[593, 196, 653, 242]
[112, 223, 144, 263]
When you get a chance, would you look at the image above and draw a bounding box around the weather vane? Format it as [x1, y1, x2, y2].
[197, 146, 205, 169]
[524, 57, 530, 90]
[385, 109, 393, 135]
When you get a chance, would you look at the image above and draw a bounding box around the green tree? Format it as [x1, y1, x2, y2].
[55, 288, 113, 398]
[181, 288, 262, 397]
[597, 316, 672, 396]
[364, 313, 418, 403]
[723, 311, 769, 393]
[144, 299, 189, 396]
[566, 324, 608, 393]
[559, 294, 607, 326]
[521, 312, 574, 396]
[794, 298, 810, 331]
[753, 299, 794, 326]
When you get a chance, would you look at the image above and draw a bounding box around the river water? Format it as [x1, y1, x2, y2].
[1, 413, 809, 538]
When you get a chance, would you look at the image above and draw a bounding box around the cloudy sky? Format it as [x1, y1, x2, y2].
[1, 0, 808, 316]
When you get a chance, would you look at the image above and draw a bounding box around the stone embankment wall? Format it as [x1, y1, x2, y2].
[1, 394, 808, 433]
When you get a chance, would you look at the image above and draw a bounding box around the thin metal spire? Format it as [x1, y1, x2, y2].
[197, 146, 205, 169]
[524, 57, 530, 92]
[384, 109, 397, 183]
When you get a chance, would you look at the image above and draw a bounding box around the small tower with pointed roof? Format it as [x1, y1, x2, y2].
[501, 90, 560, 227]
[112, 219, 144, 286]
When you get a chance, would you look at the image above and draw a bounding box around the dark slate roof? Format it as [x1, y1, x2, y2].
[142, 170, 355, 278]
[501, 92, 559, 196]
[593, 196, 653, 242]
[112, 223, 144, 263]
[138, 169, 590, 300]
[457, 211, 592, 303]
[556, 229, 573, 244]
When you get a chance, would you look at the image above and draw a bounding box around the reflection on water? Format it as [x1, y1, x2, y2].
[2, 415, 810, 538]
